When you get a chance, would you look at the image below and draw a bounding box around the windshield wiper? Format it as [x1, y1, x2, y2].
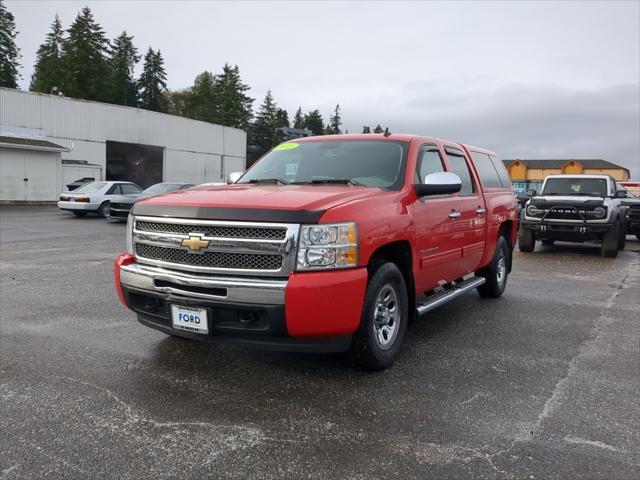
[296, 178, 364, 186]
[246, 177, 290, 185]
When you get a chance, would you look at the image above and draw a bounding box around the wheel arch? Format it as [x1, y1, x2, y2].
[368, 240, 415, 322]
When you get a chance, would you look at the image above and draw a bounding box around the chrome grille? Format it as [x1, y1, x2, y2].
[132, 216, 299, 276]
[136, 244, 283, 271]
[136, 221, 286, 240]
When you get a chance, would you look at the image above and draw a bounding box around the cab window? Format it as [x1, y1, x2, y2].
[470, 151, 501, 188]
[415, 145, 445, 183]
[445, 147, 476, 196]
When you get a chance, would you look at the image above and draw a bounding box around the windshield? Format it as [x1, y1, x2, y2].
[73, 181, 107, 193]
[143, 183, 185, 194]
[542, 177, 608, 197]
[238, 140, 407, 189]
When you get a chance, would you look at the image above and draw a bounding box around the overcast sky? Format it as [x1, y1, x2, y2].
[8, 0, 640, 178]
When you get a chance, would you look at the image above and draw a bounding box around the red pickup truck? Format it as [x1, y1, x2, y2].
[115, 134, 518, 369]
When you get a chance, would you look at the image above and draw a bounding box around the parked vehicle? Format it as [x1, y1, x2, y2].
[108, 182, 194, 221]
[619, 188, 640, 240]
[518, 174, 627, 257]
[65, 177, 95, 191]
[114, 134, 518, 369]
[58, 181, 142, 217]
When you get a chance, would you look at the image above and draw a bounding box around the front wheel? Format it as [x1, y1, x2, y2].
[518, 227, 535, 252]
[351, 261, 408, 370]
[601, 220, 620, 258]
[477, 236, 510, 298]
[98, 201, 110, 218]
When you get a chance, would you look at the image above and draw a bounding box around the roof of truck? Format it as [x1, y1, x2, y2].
[292, 134, 498, 156]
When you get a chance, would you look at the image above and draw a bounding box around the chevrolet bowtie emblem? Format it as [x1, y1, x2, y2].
[181, 235, 210, 252]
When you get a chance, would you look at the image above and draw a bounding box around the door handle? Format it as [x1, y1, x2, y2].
[475, 207, 486, 215]
[449, 210, 461, 219]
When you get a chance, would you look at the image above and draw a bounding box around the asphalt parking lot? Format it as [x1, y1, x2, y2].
[1, 205, 639, 479]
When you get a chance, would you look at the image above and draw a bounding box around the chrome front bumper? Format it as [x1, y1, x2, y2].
[120, 262, 287, 305]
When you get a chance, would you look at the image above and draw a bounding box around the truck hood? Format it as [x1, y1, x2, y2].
[533, 195, 605, 203]
[132, 184, 382, 223]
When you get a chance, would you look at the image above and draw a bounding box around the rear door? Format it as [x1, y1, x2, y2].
[442, 146, 487, 276]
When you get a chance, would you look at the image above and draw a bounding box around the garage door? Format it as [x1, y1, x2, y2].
[0, 148, 61, 201]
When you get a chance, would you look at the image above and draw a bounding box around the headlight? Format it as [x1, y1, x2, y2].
[526, 204, 540, 216]
[592, 207, 606, 218]
[126, 214, 134, 254]
[297, 222, 358, 270]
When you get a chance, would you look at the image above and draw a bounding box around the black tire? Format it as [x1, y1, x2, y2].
[518, 227, 535, 252]
[477, 236, 510, 298]
[72, 211, 87, 217]
[601, 220, 620, 258]
[618, 217, 627, 250]
[351, 261, 408, 371]
[636, 234, 640, 241]
[98, 201, 110, 218]
[541, 239, 554, 246]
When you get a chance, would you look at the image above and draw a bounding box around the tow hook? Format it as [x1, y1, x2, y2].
[540, 225, 547, 232]
[579, 226, 587, 234]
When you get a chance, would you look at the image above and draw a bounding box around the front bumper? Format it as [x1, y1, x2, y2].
[522, 220, 613, 242]
[109, 203, 133, 219]
[115, 254, 368, 352]
[57, 201, 99, 211]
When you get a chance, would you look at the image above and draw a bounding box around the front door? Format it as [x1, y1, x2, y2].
[409, 144, 463, 292]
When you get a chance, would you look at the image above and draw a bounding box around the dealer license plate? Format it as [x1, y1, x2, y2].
[171, 305, 209, 334]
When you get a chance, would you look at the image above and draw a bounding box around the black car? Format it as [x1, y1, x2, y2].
[108, 182, 194, 220]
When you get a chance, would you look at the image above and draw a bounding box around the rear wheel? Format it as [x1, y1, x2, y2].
[518, 227, 535, 252]
[351, 261, 408, 370]
[636, 234, 640, 241]
[98, 201, 110, 218]
[72, 211, 87, 217]
[601, 220, 620, 258]
[477, 236, 509, 298]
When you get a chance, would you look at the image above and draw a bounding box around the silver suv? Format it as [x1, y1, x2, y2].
[518, 174, 627, 257]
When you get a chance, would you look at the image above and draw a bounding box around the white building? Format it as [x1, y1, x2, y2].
[0, 88, 246, 201]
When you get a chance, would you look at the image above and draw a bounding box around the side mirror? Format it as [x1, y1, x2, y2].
[615, 190, 627, 198]
[527, 189, 537, 197]
[415, 172, 462, 197]
[227, 171, 243, 184]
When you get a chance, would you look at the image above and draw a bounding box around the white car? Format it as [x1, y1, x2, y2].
[57, 181, 142, 217]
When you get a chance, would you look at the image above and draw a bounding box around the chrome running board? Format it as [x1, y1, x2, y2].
[415, 277, 486, 316]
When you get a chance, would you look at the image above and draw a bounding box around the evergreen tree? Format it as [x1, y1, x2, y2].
[138, 47, 167, 111]
[275, 108, 289, 128]
[254, 90, 279, 153]
[107, 31, 140, 106]
[163, 88, 191, 116]
[30, 14, 64, 93]
[373, 124, 384, 133]
[362, 126, 371, 133]
[0, 0, 21, 88]
[60, 6, 110, 100]
[328, 104, 342, 134]
[304, 109, 324, 135]
[293, 107, 304, 129]
[212, 63, 253, 129]
[186, 70, 217, 122]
